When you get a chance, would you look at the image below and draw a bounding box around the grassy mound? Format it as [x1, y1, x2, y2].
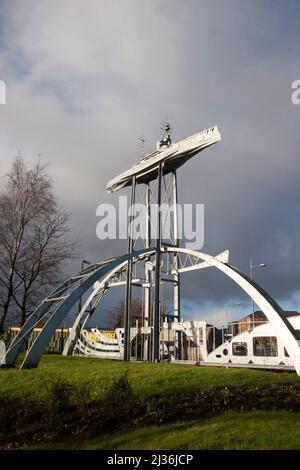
[1, 354, 299, 401]
[28, 411, 300, 450]
[1, 355, 300, 449]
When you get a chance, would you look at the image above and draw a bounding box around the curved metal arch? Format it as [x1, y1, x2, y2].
[20, 249, 154, 369]
[1, 256, 124, 368]
[3, 246, 300, 373]
[167, 247, 300, 373]
[62, 252, 156, 356]
[63, 250, 228, 356]
[1, 249, 152, 369]
[68, 246, 300, 374]
[61, 248, 300, 374]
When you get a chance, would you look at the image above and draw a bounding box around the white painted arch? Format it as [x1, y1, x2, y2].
[3, 246, 300, 373]
[65, 246, 300, 374]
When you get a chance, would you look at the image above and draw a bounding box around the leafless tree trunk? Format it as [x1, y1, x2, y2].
[105, 298, 143, 329]
[0, 156, 77, 332]
[105, 298, 171, 329]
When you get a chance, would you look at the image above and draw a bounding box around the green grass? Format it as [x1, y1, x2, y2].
[2, 356, 300, 450]
[28, 411, 300, 450]
[0, 354, 299, 401]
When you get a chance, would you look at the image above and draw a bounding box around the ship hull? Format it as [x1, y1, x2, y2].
[106, 125, 221, 193]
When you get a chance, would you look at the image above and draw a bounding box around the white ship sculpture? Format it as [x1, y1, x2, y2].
[106, 123, 221, 193]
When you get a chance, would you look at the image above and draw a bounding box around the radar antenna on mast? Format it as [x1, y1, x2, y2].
[138, 131, 145, 159]
[161, 120, 171, 133]
[157, 121, 172, 150]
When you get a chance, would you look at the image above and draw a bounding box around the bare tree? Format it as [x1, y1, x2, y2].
[105, 297, 172, 329]
[0, 156, 77, 332]
[105, 298, 143, 329]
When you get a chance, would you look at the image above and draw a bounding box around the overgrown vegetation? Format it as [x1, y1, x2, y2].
[28, 411, 300, 450]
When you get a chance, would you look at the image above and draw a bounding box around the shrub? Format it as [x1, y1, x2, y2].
[73, 381, 93, 412]
[104, 370, 134, 404]
[48, 380, 75, 413]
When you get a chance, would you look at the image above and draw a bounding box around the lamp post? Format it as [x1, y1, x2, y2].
[250, 258, 267, 328]
[225, 302, 242, 339]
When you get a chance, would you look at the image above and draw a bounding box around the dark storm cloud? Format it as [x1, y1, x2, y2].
[1, 0, 300, 320]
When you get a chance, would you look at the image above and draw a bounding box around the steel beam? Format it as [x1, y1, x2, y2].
[172, 171, 181, 359]
[153, 163, 163, 362]
[124, 176, 136, 361]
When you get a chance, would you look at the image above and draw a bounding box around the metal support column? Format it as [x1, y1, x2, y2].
[153, 163, 163, 362]
[143, 182, 151, 361]
[124, 176, 136, 361]
[172, 171, 182, 359]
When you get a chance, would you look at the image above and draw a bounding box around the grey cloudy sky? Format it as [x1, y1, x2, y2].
[1, 0, 300, 324]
